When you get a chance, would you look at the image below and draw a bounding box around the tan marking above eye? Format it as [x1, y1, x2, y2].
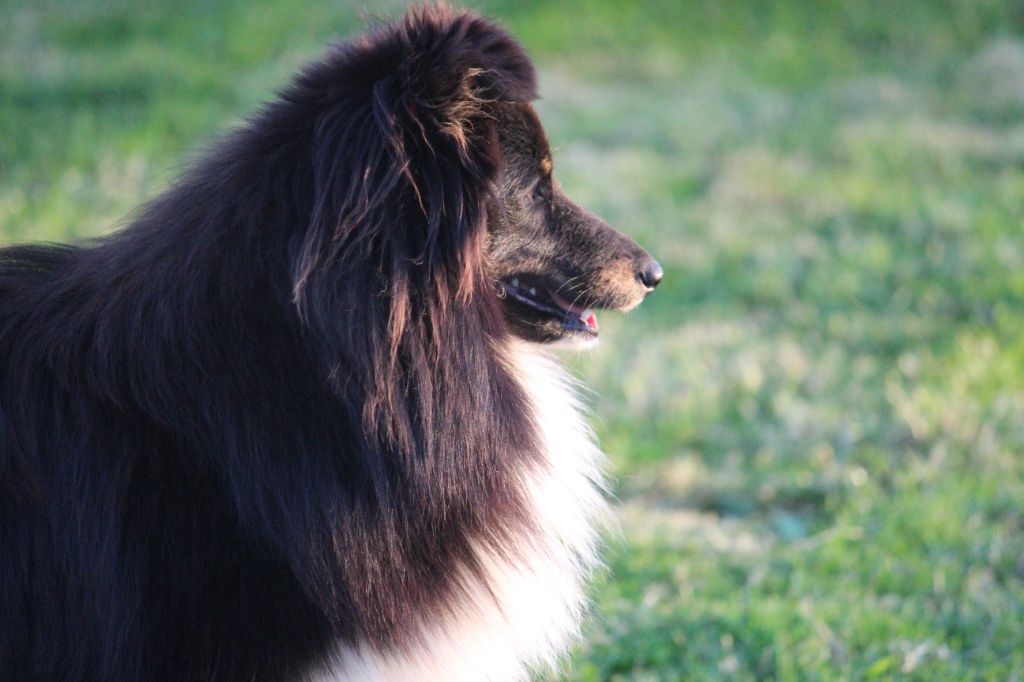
[540, 157, 552, 176]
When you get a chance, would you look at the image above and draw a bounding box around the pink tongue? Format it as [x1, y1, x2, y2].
[550, 291, 599, 332]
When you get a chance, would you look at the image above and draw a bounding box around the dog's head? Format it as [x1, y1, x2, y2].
[487, 104, 661, 345]
[290, 5, 659, 356]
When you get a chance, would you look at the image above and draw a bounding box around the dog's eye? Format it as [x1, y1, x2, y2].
[532, 179, 551, 204]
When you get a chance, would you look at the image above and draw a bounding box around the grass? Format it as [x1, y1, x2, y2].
[3, 0, 1024, 679]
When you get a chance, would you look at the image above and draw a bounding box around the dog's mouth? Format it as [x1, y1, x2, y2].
[498, 275, 599, 337]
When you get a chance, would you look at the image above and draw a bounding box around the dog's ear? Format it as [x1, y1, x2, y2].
[287, 4, 536, 448]
[386, 3, 538, 158]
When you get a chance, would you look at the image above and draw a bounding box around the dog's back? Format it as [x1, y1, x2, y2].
[0, 242, 334, 680]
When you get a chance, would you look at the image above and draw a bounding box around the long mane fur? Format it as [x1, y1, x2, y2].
[0, 5, 549, 679]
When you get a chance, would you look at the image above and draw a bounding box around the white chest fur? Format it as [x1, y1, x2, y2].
[309, 342, 609, 681]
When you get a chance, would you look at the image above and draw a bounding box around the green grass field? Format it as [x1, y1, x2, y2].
[3, 1, 1024, 679]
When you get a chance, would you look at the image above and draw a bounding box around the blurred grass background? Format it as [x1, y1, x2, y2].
[3, 0, 1024, 679]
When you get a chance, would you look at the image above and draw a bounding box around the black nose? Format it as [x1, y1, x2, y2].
[638, 259, 663, 290]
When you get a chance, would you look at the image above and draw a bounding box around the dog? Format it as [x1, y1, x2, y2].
[0, 5, 660, 681]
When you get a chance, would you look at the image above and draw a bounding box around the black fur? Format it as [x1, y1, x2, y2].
[0, 5, 657, 681]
